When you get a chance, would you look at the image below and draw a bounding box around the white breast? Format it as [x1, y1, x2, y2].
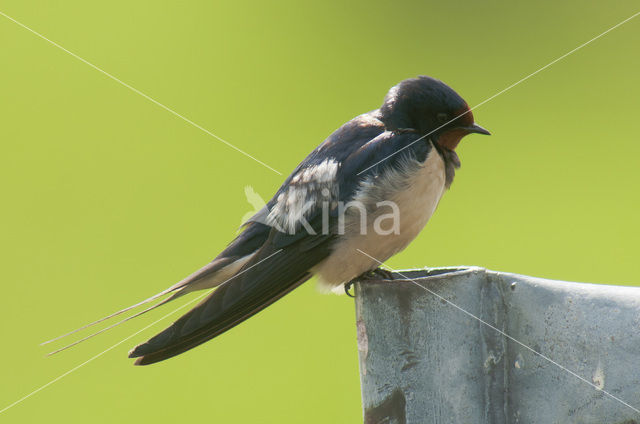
[313, 146, 446, 291]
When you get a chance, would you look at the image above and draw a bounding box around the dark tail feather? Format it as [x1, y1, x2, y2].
[46, 291, 186, 356]
[40, 287, 179, 346]
[129, 224, 334, 366]
[41, 258, 235, 347]
[129, 272, 311, 365]
[128, 233, 333, 365]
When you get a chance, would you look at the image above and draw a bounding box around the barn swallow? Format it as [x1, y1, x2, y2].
[45, 76, 489, 364]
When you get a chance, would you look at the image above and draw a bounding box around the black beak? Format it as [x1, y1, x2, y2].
[460, 123, 491, 135]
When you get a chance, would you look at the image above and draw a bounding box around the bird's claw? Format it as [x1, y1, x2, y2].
[369, 267, 395, 280]
[344, 280, 356, 297]
[344, 267, 394, 298]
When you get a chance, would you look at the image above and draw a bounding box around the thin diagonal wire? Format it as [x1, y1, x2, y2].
[0, 10, 282, 176]
[357, 11, 640, 176]
[355, 248, 640, 415]
[0, 249, 283, 415]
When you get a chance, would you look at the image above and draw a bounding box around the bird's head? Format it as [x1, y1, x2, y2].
[380, 76, 490, 151]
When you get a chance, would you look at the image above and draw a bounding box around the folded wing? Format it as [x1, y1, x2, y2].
[129, 228, 333, 365]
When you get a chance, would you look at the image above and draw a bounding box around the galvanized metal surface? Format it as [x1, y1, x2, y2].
[355, 267, 640, 424]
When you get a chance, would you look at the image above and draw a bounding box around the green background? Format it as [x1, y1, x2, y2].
[1, 1, 639, 422]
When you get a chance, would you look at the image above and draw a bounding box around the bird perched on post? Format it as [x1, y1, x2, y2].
[45, 76, 489, 365]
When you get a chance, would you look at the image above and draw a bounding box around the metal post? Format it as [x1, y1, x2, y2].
[355, 267, 640, 424]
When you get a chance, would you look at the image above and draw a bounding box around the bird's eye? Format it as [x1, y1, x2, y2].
[436, 113, 449, 124]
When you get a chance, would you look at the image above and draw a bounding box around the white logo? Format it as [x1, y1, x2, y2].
[240, 186, 267, 228]
[240, 185, 400, 236]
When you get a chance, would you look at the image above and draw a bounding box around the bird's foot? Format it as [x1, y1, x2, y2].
[344, 267, 395, 297]
[369, 267, 395, 280]
[344, 280, 356, 297]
